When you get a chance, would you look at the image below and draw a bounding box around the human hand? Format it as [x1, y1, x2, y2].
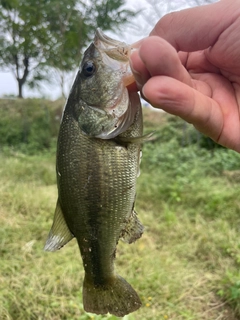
[130, 0, 240, 152]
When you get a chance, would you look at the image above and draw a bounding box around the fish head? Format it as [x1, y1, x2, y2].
[74, 28, 139, 139]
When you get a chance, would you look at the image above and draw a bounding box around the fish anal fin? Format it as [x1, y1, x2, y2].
[44, 199, 74, 252]
[83, 274, 141, 316]
[121, 209, 144, 244]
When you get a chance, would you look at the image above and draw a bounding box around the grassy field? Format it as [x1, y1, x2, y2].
[1, 99, 240, 319]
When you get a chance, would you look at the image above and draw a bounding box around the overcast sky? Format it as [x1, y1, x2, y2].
[0, 0, 204, 100]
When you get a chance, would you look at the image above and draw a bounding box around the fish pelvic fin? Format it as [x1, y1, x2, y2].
[44, 199, 74, 251]
[83, 274, 141, 317]
[120, 209, 144, 244]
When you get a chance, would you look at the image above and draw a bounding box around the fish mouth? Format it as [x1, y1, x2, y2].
[95, 28, 130, 55]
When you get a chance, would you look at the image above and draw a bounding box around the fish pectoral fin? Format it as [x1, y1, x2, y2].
[114, 131, 155, 145]
[120, 209, 144, 244]
[44, 199, 74, 252]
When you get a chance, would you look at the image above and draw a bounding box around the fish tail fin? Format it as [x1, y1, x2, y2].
[83, 274, 141, 317]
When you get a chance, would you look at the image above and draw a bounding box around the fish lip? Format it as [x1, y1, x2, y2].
[94, 28, 133, 63]
[95, 28, 127, 48]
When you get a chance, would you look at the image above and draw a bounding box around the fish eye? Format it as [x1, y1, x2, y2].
[82, 61, 96, 77]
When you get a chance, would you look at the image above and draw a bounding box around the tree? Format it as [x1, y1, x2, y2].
[0, 0, 49, 98]
[82, 0, 136, 38]
[34, 0, 85, 98]
[0, 0, 137, 98]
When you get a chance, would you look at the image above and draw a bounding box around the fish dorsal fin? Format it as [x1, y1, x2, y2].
[120, 209, 144, 244]
[44, 199, 74, 252]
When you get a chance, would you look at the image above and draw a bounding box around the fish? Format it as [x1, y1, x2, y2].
[44, 28, 144, 317]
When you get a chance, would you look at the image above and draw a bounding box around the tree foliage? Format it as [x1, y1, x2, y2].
[0, 0, 137, 98]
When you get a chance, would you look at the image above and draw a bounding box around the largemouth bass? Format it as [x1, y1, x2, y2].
[44, 29, 144, 317]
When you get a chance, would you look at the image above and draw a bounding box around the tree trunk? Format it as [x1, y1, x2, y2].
[60, 71, 66, 99]
[15, 55, 29, 99]
[18, 80, 23, 98]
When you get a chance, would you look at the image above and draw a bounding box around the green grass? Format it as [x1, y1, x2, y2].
[1, 103, 240, 319]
